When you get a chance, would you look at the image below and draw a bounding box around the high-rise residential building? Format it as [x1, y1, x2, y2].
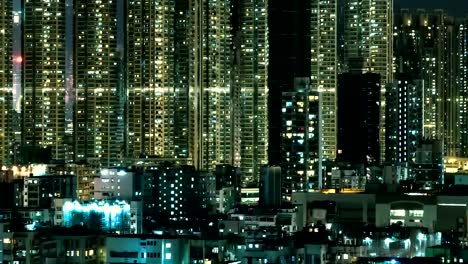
[172, 0, 191, 160]
[337, 69, 381, 166]
[310, 0, 392, 163]
[415, 11, 445, 141]
[126, 0, 190, 161]
[310, 0, 338, 161]
[190, 0, 235, 172]
[22, 0, 67, 161]
[342, 0, 393, 162]
[342, 0, 393, 82]
[394, 9, 459, 157]
[443, 17, 459, 157]
[459, 20, 468, 157]
[0, 1, 13, 165]
[238, 0, 269, 184]
[74, 0, 124, 166]
[385, 74, 423, 165]
[268, 0, 311, 165]
[281, 78, 319, 195]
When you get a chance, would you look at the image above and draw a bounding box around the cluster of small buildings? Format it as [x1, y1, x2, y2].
[0, 161, 466, 264]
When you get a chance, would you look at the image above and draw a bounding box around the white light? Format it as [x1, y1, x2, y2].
[384, 238, 394, 247]
[165, 253, 171, 260]
[31, 164, 47, 176]
[62, 200, 131, 231]
[417, 233, 426, 241]
[390, 209, 406, 217]
[404, 239, 411, 249]
[438, 203, 467, 207]
[405, 193, 427, 196]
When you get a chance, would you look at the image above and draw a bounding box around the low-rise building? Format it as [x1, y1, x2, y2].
[0, 208, 53, 230]
[39, 230, 106, 264]
[296, 244, 328, 264]
[375, 195, 437, 232]
[236, 227, 293, 264]
[47, 163, 98, 202]
[0, 223, 40, 263]
[23, 174, 77, 208]
[292, 192, 376, 228]
[105, 235, 190, 264]
[93, 168, 135, 201]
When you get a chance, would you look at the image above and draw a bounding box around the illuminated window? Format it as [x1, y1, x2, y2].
[409, 210, 423, 218]
[390, 219, 404, 225]
[390, 209, 405, 217]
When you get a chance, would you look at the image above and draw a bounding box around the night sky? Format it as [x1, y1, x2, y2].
[394, 0, 467, 17]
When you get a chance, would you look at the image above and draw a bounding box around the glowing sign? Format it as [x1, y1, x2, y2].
[62, 200, 131, 232]
[5, 164, 48, 177]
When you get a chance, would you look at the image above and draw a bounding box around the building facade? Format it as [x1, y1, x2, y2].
[281, 78, 319, 193]
[267, 0, 311, 166]
[342, 0, 394, 162]
[310, 0, 338, 161]
[310, 0, 393, 163]
[75, 0, 124, 166]
[459, 20, 468, 157]
[238, 0, 269, 185]
[22, 0, 67, 161]
[105, 235, 190, 264]
[385, 74, 423, 164]
[190, 0, 236, 172]
[0, 0, 13, 165]
[394, 9, 460, 157]
[337, 71, 381, 166]
[126, 0, 190, 161]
